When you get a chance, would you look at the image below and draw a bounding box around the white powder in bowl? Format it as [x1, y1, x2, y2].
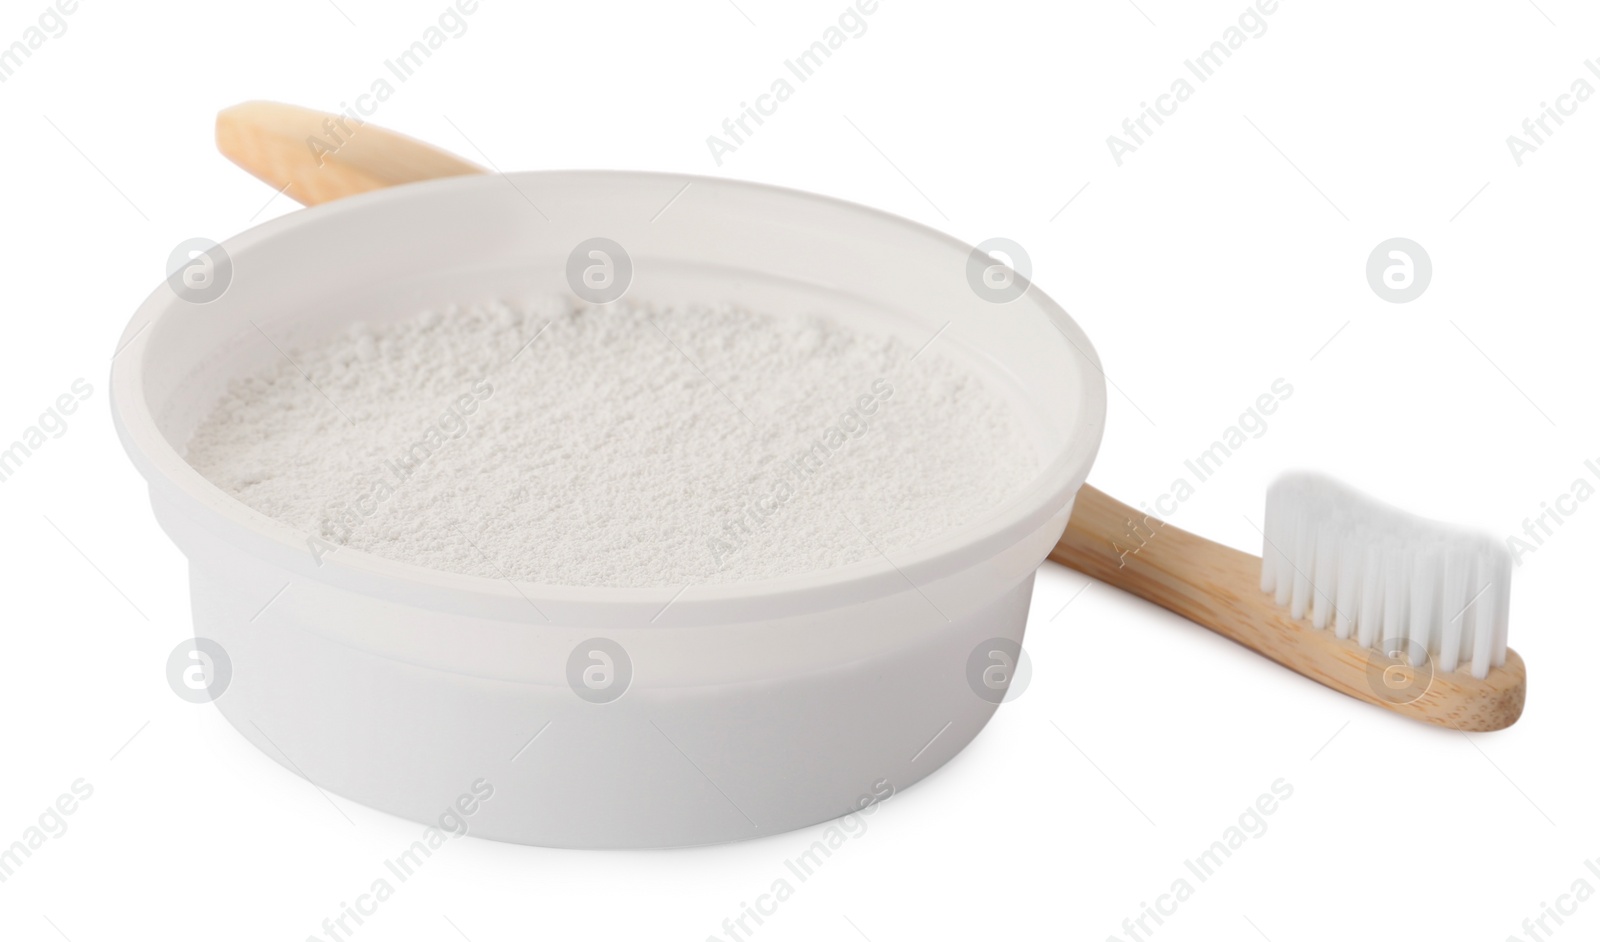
[185, 299, 1041, 587]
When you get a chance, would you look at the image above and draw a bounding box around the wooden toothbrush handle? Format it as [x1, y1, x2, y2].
[216, 101, 484, 206]
[1051, 485, 1526, 731]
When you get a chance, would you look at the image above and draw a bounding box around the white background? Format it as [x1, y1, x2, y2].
[1, 0, 1596, 939]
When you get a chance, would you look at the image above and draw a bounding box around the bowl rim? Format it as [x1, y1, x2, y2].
[110, 169, 1108, 622]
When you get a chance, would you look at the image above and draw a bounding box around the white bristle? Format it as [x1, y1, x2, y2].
[1356, 543, 1382, 649]
[1333, 535, 1360, 640]
[1260, 473, 1511, 680]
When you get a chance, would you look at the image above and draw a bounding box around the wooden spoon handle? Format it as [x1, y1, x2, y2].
[213, 102, 1525, 731]
[1051, 485, 1525, 731]
[216, 101, 484, 206]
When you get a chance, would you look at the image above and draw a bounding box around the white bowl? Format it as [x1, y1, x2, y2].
[110, 171, 1106, 848]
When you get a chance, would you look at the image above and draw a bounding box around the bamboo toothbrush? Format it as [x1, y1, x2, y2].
[213, 101, 1527, 732]
[1050, 479, 1522, 731]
